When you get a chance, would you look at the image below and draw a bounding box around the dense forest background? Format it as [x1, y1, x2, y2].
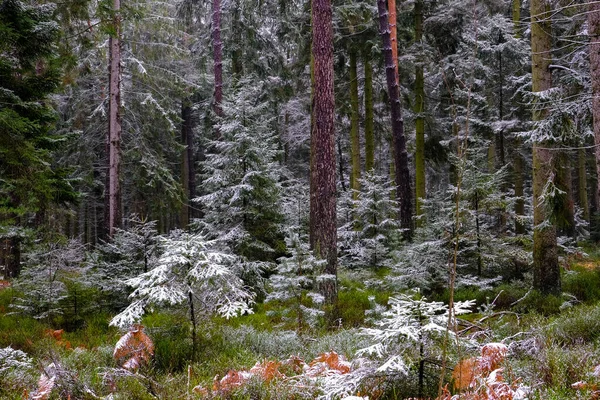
[5, 0, 600, 398]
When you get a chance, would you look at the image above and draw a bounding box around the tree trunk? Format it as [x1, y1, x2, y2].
[513, 0, 525, 235]
[310, 0, 337, 311]
[106, 0, 122, 238]
[388, 0, 398, 86]
[556, 152, 575, 237]
[513, 0, 521, 38]
[349, 50, 361, 200]
[589, 1, 600, 227]
[364, 48, 375, 173]
[188, 291, 197, 362]
[414, 0, 426, 226]
[578, 146, 589, 222]
[378, 0, 413, 237]
[531, 0, 560, 294]
[212, 0, 223, 121]
[180, 100, 195, 228]
[0, 237, 21, 278]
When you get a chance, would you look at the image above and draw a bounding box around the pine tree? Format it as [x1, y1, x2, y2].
[198, 79, 285, 263]
[377, 0, 413, 237]
[105, 0, 122, 238]
[0, 0, 74, 277]
[266, 232, 326, 332]
[530, 0, 560, 294]
[310, 0, 338, 314]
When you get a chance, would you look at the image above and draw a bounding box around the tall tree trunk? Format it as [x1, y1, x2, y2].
[364, 48, 375, 173]
[513, 0, 525, 235]
[513, 0, 521, 38]
[589, 1, 600, 228]
[0, 237, 21, 278]
[578, 146, 590, 222]
[531, 0, 560, 294]
[349, 50, 361, 199]
[414, 0, 426, 226]
[106, 0, 122, 238]
[231, 1, 243, 80]
[556, 152, 575, 237]
[388, 0, 398, 85]
[180, 100, 195, 228]
[310, 0, 337, 312]
[378, 0, 413, 237]
[212, 0, 223, 121]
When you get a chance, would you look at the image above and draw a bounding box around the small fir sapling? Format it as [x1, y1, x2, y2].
[88, 216, 160, 311]
[196, 77, 286, 263]
[266, 232, 326, 331]
[359, 290, 474, 376]
[110, 230, 254, 328]
[338, 172, 400, 269]
[110, 230, 254, 360]
[11, 239, 89, 322]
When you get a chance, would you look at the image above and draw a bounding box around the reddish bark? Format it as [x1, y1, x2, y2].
[377, 0, 413, 237]
[310, 0, 337, 307]
[589, 1, 600, 217]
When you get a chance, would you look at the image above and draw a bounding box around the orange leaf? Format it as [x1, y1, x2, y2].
[113, 324, 154, 371]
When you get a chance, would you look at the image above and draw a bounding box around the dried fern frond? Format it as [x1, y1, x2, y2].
[113, 324, 154, 371]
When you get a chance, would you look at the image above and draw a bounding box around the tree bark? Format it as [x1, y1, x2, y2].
[180, 100, 195, 228]
[106, 0, 122, 238]
[310, 0, 337, 310]
[0, 237, 20, 278]
[531, 0, 560, 294]
[378, 0, 413, 237]
[414, 0, 426, 226]
[513, 0, 521, 39]
[589, 1, 600, 226]
[513, 0, 525, 234]
[212, 0, 223, 121]
[388, 0, 398, 85]
[578, 146, 589, 222]
[364, 48, 375, 173]
[349, 50, 361, 199]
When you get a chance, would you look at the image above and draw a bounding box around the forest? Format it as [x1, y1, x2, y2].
[5, 0, 600, 398]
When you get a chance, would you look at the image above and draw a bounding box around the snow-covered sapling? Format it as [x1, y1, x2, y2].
[359, 291, 474, 396]
[110, 230, 254, 361]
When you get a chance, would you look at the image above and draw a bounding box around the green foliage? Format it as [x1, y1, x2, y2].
[513, 290, 563, 315]
[0, 0, 74, 225]
[562, 268, 600, 303]
[0, 310, 47, 353]
[143, 313, 191, 372]
[544, 303, 600, 345]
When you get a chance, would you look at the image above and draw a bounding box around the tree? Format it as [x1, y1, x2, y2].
[377, 0, 413, 237]
[198, 79, 285, 263]
[110, 231, 253, 361]
[530, 0, 560, 294]
[0, 0, 74, 277]
[266, 232, 326, 332]
[212, 0, 223, 121]
[414, 0, 426, 225]
[589, 1, 600, 222]
[310, 0, 338, 313]
[349, 50, 361, 200]
[364, 45, 375, 173]
[106, 0, 122, 238]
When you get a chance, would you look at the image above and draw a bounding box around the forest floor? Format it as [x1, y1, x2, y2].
[3, 252, 600, 399]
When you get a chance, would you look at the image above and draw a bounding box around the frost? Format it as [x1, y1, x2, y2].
[0, 346, 32, 375]
[359, 291, 475, 373]
[111, 231, 253, 328]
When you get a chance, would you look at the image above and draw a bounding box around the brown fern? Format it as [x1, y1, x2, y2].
[113, 324, 154, 371]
